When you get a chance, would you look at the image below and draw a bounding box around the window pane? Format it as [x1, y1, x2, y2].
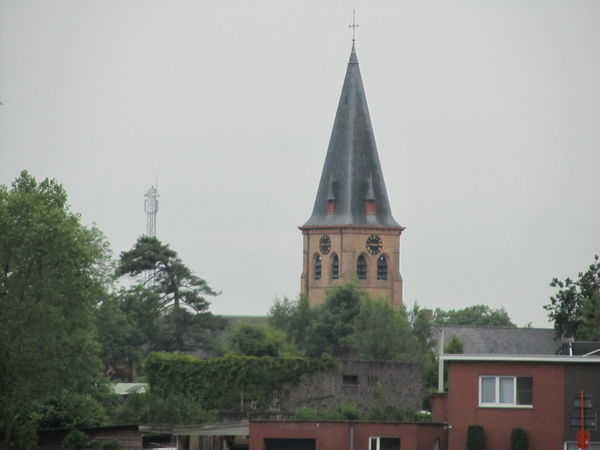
[370, 438, 378, 450]
[499, 377, 514, 404]
[481, 377, 495, 403]
[516, 377, 533, 405]
[379, 438, 400, 450]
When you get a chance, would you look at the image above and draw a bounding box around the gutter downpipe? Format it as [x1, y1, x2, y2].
[350, 422, 354, 450]
[438, 329, 444, 392]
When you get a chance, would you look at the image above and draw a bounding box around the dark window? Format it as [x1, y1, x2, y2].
[265, 439, 316, 450]
[517, 376, 533, 405]
[377, 256, 387, 280]
[314, 256, 322, 280]
[331, 254, 339, 279]
[343, 375, 358, 385]
[370, 437, 400, 450]
[357, 255, 367, 280]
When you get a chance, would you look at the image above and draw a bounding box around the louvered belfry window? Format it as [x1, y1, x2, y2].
[357, 256, 367, 280]
[314, 256, 322, 280]
[377, 256, 387, 280]
[331, 254, 339, 279]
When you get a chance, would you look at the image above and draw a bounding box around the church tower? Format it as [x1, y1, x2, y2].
[299, 43, 405, 309]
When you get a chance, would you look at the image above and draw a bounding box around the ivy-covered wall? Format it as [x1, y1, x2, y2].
[143, 353, 337, 411]
[144, 353, 423, 417]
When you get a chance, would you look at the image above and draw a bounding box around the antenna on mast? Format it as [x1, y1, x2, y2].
[144, 186, 159, 238]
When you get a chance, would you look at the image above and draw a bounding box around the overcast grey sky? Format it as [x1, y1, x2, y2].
[1, 1, 599, 327]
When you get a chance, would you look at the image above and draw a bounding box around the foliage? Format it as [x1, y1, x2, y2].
[335, 402, 361, 420]
[544, 255, 600, 339]
[116, 236, 220, 351]
[445, 335, 464, 354]
[343, 299, 420, 361]
[292, 403, 360, 421]
[466, 424, 486, 450]
[226, 323, 303, 357]
[63, 430, 89, 450]
[434, 305, 515, 327]
[100, 441, 123, 450]
[303, 281, 365, 357]
[367, 382, 418, 422]
[408, 303, 434, 351]
[143, 352, 337, 411]
[292, 407, 320, 420]
[510, 427, 528, 450]
[268, 294, 315, 349]
[0, 172, 109, 449]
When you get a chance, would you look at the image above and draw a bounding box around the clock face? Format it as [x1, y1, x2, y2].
[366, 234, 382, 255]
[319, 235, 331, 255]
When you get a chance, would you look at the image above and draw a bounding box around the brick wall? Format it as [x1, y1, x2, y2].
[280, 359, 422, 414]
[446, 361, 564, 450]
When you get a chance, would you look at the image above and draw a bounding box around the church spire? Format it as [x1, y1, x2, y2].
[303, 44, 400, 228]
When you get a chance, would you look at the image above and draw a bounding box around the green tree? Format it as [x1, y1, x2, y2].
[116, 236, 220, 351]
[434, 305, 515, 327]
[0, 172, 108, 449]
[445, 334, 464, 354]
[225, 323, 302, 357]
[343, 299, 419, 361]
[544, 255, 600, 339]
[303, 281, 365, 357]
[408, 303, 434, 351]
[268, 294, 314, 349]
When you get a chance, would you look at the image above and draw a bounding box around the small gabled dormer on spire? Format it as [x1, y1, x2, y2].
[365, 175, 376, 216]
[327, 177, 336, 215]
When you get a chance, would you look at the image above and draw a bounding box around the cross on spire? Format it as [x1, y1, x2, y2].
[349, 10, 359, 42]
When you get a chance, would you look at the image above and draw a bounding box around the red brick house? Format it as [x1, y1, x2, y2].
[432, 354, 600, 450]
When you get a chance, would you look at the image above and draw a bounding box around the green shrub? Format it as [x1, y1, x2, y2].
[63, 430, 88, 450]
[101, 440, 123, 450]
[292, 407, 320, 420]
[510, 427, 528, 450]
[466, 424, 485, 450]
[336, 402, 360, 420]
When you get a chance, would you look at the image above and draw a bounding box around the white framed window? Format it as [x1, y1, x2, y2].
[479, 376, 533, 407]
[369, 437, 400, 450]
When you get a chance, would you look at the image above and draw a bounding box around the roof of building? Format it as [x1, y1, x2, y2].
[441, 354, 600, 363]
[302, 44, 400, 228]
[433, 325, 561, 355]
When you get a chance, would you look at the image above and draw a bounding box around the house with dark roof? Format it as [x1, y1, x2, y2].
[432, 353, 600, 450]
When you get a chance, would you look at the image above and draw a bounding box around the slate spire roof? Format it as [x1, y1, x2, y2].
[303, 44, 401, 228]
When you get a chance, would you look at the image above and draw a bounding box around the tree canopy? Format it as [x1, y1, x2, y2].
[0, 172, 109, 448]
[544, 255, 600, 339]
[434, 304, 516, 327]
[116, 236, 220, 351]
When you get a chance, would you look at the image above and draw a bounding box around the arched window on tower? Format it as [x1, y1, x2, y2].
[331, 254, 339, 280]
[357, 255, 367, 280]
[377, 256, 388, 280]
[314, 255, 322, 280]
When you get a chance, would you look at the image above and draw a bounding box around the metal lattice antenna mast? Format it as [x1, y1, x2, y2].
[144, 186, 159, 238]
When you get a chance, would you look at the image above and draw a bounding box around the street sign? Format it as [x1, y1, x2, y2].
[575, 393, 594, 409]
[578, 430, 590, 450]
[571, 412, 598, 430]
